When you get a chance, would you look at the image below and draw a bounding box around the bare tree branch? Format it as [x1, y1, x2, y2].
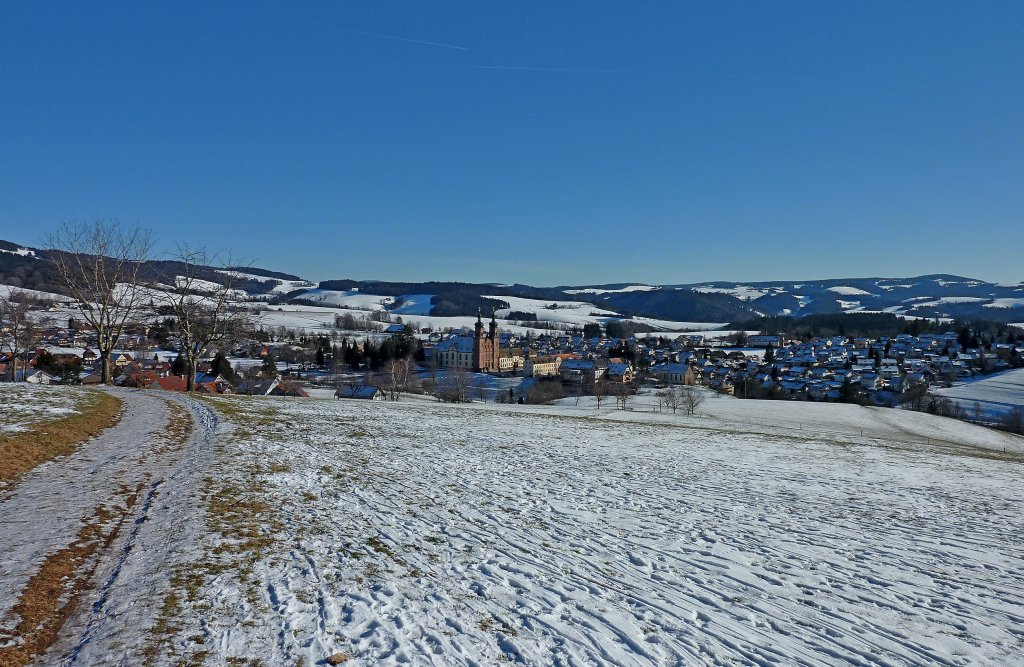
[152, 244, 259, 392]
[0, 288, 49, 381]
[44, 219, 153, 384]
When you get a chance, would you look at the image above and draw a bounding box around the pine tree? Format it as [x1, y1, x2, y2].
[261, 353, 279, 378]
[212, 351, 240, 384]
[171, 354, 187, 376]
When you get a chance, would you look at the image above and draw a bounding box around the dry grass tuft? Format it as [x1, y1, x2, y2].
[0, 390, 122, 485]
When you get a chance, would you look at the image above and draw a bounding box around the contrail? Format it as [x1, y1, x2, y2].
[476, 65, 638, 75]
[475, 65, 778, 79]
[348, 29, 469, 51]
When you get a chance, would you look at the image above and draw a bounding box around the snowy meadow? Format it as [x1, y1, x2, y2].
[0, 383, 82, 433]
[149, 394, 1024, 666]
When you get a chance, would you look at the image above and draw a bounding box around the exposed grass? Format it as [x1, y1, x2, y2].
[0, 390, 122, 486]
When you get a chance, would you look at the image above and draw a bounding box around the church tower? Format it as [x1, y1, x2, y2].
[473, 310, 485, 371]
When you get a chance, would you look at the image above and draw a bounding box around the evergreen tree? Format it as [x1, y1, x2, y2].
[261, 353, 279, 378]
[171, 353, 187, 376]
[211, 351, 240, 384]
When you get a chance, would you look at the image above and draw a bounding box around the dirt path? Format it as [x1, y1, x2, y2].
[0, 388, 217, 667]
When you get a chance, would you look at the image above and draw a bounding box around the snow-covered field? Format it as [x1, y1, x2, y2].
[0, 383, 82, 433]
[134, 393, 1024, 666]
[936, 368, 1024, 419]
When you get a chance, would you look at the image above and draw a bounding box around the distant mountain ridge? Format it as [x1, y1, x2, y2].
[2, 238, 1022, 324]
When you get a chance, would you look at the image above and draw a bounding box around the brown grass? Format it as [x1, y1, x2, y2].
[0, 484, 142, 667]
[0, 390, 123, 485]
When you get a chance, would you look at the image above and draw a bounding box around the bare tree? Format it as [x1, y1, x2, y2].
[437, 366, 474, 402]
[593, 376, 609, 409]
[382, 356, 415, 401]
[0, 289, 48, 381]
[153, 245, 257, 392]
[682, 386, 705, 416]
[663, 386, 681, 414]
[613, 381, 633, 410]
[45, 220, 153, 384]
[571, 375, 584, 406]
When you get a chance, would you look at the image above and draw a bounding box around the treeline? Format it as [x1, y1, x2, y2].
[223, 265, 303, 281]
[0, 248, 67, 295]
[317, 279, 569, 302]
[730, 313, 1023, 339]
[429, 293, 509, 317]
[0, 247, 280, 299]
[327, 334, 421, 371]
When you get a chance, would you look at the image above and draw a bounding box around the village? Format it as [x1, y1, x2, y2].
[4, 303, 1022, 416]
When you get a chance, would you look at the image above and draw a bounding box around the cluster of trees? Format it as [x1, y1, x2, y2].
[10, 219, 260, 390]
[32, 349, 82, 384]
[654, 385, 705, 415]
[333, 311, 386, 332]
[428, 294, 508, 318]
[329, 333, 420, 371]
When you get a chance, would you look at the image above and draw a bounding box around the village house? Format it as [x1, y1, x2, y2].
[335, 384, 386, 400]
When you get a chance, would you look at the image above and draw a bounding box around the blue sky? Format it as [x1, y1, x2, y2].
[1, 2, 1022, 285]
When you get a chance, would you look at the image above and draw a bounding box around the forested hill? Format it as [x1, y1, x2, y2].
[2, 237, 1022, 323]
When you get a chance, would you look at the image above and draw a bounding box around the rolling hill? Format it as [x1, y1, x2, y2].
[3, 239, 1023, 328]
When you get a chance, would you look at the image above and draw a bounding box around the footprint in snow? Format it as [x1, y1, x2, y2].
[629, 553, 650, 568]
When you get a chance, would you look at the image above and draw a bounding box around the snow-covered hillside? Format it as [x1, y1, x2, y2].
[936, 368, 1024, 419]
[3, 234, 1023, 324]
[135, 393, 1024, 666]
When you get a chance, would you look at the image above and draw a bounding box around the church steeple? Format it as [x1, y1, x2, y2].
[475, 309, 484, 339]
[489, 307, 498, 339]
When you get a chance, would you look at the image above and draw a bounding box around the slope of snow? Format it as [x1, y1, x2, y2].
[827, 286, 872, 296]
[131, 393, 1024, 666]
[985, 298, 1024, 308]
[0, 247, 36, 258]
[297, 289, 395, 310]
[0, 284, 73, 302]
[388, 294, 435, 316]
[564, 285, 657, 295]
[936, 368, 1024, 418]
[921, 296, 989, 305]
[691, 285, 770, 300]
[215, 269, 315, 295]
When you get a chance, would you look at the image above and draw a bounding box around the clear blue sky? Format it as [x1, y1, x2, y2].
[1, 2, 1022, 285]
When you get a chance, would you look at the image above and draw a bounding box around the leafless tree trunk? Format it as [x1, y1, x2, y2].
[682, 386, 704, 416]
[664, 386, 681, 414]
[0, 289, 48, 381]
[45, 219, 153, 384]
[153, 245, 258, 392]
[438, 366, 473, 402]
[383, 356, 415, 401]
[593, 376, 609, 409]
[614, 381, 632, 410]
